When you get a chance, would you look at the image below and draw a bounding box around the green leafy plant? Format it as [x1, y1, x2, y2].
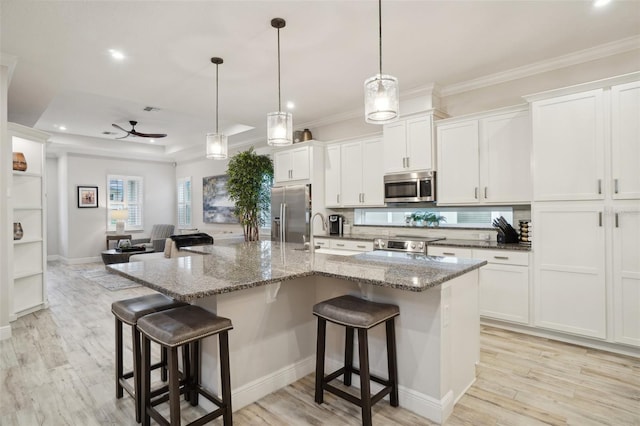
[226, 147, 274, 241]
[410, 211, 446, 226]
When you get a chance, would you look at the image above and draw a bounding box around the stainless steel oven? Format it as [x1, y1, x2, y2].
[384, 171, 436, 203]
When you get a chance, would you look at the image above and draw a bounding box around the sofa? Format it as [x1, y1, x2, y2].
[131, 224, 174, 252]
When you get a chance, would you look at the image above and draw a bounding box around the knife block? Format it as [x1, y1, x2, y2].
[497, 230, 519, 244]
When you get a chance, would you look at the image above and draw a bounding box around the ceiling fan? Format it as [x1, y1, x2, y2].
[112, 120, 167, 139]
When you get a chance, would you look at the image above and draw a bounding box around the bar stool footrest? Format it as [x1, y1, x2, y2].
[322, 368, 393, 408]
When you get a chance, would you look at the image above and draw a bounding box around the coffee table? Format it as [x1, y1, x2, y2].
[101, 248, 155, 265]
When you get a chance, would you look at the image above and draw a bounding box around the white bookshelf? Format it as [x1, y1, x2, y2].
[8, 123, 49, 319]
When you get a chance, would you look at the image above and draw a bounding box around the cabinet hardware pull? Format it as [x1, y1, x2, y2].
[474, 187, 478, 199]
[337, 194, 340, 204]
[336, 243, 345, 247]
[402, 157, 406, 168]
[614, 178, 619, 194]
[597, 179, 602, 194]
[484, 187, 488, 199]
[598, 212, 602, 227]
[357, 245, 366, 249]
[443, 252, 455, 256]
[361, 193, 365, 203]
[494, 256, 509, 260]
[406, 157, 410, 168]
[615, 213, 619, 228]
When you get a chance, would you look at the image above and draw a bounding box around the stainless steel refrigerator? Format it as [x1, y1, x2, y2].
[270, 184, 311, 244]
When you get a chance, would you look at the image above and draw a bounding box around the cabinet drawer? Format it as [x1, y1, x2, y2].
[427, 246, 473, 258]
[314, 238, 330, 248]
[471, 249, 529, 266]
[331, 240, 373, 252]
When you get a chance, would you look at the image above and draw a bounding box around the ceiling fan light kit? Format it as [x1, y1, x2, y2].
[364, 0, 399, 124]
[206, 56, 228, 160]
[267, 17, 293, 147]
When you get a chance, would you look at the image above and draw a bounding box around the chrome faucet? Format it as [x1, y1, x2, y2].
[309, 212, 327, 252]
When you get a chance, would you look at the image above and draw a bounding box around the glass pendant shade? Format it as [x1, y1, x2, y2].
[267, 111, 292, 146]
[206, 132, 228, 159]
[364, 74, 399, 124]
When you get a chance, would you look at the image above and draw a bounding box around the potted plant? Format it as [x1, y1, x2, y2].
[424, 212, 446, 227]
[226, 147, 274, 241]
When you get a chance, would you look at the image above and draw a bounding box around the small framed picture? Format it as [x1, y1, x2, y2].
[77, 185, 98, 208]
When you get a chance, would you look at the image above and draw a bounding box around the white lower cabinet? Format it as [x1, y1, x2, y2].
[613, 206, 640, 347]
[533, 203, 606, 339]
[428, 246, 529, 324]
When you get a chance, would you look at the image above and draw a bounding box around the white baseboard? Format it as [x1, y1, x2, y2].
[47, 254, 60, 261]
[0, 325, 12, 340]
[232, 355, 316, 411]
[13, 302, 48, 320]
[325, 358, 451, 424]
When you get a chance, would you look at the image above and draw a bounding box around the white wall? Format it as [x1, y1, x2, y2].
[46, 157, 59, 258]
[55, 153, 175, 262]
[0, 63, 10, 337]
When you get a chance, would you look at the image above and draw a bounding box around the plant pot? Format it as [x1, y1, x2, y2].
[13, 222, 24, 240]
[12, 152, 27, 172]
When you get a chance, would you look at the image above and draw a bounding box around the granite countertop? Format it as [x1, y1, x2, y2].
[428, 239, 531, 251]
[314, 234, 383, 242]
[107, 241, 486, 302]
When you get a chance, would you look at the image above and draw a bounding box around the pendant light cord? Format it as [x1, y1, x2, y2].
[378, 0, 382, 76]
[277, 27, 282, 112]
[215, 62, 219, 134]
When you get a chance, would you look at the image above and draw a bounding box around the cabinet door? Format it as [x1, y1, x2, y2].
[613, 207, 640, 347]
[290, 146, 310, 181]
[340, 141, 364, 206]
[405, 115, 433, 171]
[361, 139, 385, 206]
[480, 110, 531, 203]
[611, 81, 640, 200]
[274, 150, 292, 183]
[533, 203, 606, 338]
[531, 90, 605, 201]
[436, 120, 480, 204]
[427, 246, 473, 258]
[383, 121, 407, 173]
[325, 145, 341, 207]
[479, 264, 529, 324]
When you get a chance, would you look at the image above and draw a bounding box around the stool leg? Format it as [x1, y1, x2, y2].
[344, 326, 354, 386]
[314, 318, 327, 404]
[190, 340, 200, 406]
[182, 344, 191, 402]
[358, 328, 372, 426]
[386, 319, 399, 407]
[219, 332, 233, 426]
[168, 347, 181, 425]
[132, 326, 142, 423]
[141, 335, 151, 426]
[115, 318, 124, 399]
[161, 346, 168, 382]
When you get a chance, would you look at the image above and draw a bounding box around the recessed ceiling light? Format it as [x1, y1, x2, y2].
[149, 139, 155, 143]
[286, 101, 295, 109]
[594, 0, 611, 7]
[108, 49, 125, 60]
[58, 125, 67, 131]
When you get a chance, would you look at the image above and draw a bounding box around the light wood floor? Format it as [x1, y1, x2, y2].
[1, 261, 638, 425]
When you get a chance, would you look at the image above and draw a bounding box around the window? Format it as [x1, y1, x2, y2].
[354, 206, 513, 228]
[177, 176, 192, 228]
[107, 175, 143, 231]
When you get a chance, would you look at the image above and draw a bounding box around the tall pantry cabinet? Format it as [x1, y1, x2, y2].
[527, 73, 640, 345]
[7, 123, 49, 320]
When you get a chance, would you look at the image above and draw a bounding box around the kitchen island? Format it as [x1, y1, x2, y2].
[107, 241, 486, 423]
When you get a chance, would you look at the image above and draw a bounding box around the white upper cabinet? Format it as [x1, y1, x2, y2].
[611, 81, 640, 200]
[274, 145, 310, 184]
[437, 120, 480, 204]
[436, 107, 531, 205]
[383, 114, 434, 173]
[324, 138, 385, 208]
[531, 89, 605, 201]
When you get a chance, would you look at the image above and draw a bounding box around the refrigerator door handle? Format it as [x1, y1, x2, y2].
[282, 203, 287, 242]
[279, 203, 284, 242]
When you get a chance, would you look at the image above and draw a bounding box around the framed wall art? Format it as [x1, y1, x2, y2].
[77, 185, 99, 208]
[203, 175, 238, 223]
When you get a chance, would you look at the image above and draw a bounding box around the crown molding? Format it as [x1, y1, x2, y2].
[440, 36, 640, 97]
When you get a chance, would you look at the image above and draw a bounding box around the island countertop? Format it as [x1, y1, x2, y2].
[107, 241, 486, 302]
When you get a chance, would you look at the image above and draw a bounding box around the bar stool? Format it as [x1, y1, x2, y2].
[137, 304, 233, 426]
[313, 294, 400, 426]
[112, 294, 187, 423]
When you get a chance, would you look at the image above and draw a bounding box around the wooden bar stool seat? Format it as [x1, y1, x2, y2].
[313, 294, 400, 426]
[137, 304, 233, 426]
[112, 294, 187, 423]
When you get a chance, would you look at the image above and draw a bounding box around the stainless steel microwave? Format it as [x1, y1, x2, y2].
[384, 171, 436, 203]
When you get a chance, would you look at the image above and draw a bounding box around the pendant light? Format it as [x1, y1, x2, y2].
[206, 57, 228, 159]
[364, 0, 399, 124]
[267, 18, 293, 146]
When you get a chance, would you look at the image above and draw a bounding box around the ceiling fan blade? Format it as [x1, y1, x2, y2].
[115, 134, 130, 140]
[112, 123, 130, 133]
[130, 130, 167, 138]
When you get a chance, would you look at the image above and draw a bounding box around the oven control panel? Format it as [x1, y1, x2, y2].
[373, 238, 426, 254]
